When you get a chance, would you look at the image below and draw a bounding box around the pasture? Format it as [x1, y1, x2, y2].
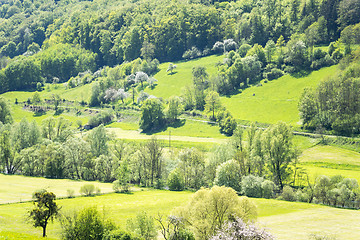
[299, 145, 360, 183]
[0, 189, 359, 239]
[0, 174, 114, 204]
[146, 54, 224, 99]
[221, 65, 340, 125]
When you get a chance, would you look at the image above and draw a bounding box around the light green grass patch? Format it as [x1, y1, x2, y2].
[221, 65, 339, 125]
[10, 105, 90, 125]
[299, 145, 360, 183]
[1, 83, 93, 103]
[146, 54, 224, 99]
[1, 190, 360, 239]
[0, 174, 114, 204]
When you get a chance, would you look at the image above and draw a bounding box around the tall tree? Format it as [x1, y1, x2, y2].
[261, 122, 298, 189]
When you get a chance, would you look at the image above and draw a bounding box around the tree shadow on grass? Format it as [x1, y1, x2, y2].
[142, 119, 186, 135]
[290, 70, 311, 78]
[33, 111, 47, 117]
[167, 71, 178, 75]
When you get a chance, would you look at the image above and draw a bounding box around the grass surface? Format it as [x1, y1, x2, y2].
[0, 189, 359, 239]
[299, 145, 360, 183]
[0, 174, 114, 204]
[222, 65, 339, 125]
[146, 55, 224, 99]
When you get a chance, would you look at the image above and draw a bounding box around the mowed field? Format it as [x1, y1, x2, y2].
[299, 145, 360, 183]
[0, 174, 114, 204]
[0, 188, 359, 240]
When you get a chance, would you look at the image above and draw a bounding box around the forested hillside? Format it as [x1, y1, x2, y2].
[1, 0, 360, 239]
[0, 0, 359, 93]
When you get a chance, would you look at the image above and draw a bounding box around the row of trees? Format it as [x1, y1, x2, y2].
[0, 97, 297, 192]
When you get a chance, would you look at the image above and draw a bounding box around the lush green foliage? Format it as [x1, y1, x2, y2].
[176, 186, 257, 240]
[299, 60, 360, 135]
[29, 190, 60, 237]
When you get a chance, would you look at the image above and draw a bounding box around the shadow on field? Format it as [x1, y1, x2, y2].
[290, 70, 310, 78]
[142, 119, 185, 135]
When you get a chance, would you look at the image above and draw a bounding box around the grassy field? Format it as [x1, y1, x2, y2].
[146, 54, 224, 99]
[0, 189, 359, 240]
[222, 65, 340, 125]
[299, 145, 360, 183]
[0, 174, 114, 204]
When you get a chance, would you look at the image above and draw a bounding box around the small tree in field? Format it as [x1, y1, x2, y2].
[167, 63, 177, 74]
[80, 184, 95, 196]
[205, 91, 221, 121]
[29, 190, 60, 237]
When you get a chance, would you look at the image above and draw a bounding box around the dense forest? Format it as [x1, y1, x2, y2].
[0, 0, 360, 93]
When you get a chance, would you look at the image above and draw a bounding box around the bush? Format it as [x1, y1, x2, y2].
[80, 184, 95, 196]
[261, 180, 276, 199]
[212, 41, 224, 54]
[182, 47, 202, 60]
[214, 160, 242, 192]
[295, 189, 308, 202]
[167, 169, 184, 191]
[60, 207, 115, 240]
[219, 116, 237, 136]
[210, 217, 274, 240]
[103, 229, 138, 240]
[241, 175, 263, 198]
[66, 189, 75, 198]
[127, 212, 157, 240]
[88, 111, 114, 128]
[282, 186, 295, 201]
[263, 68, 284, 80]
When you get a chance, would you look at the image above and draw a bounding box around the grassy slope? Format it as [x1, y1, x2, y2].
[146, 54, 224, 99]
[0, 190, 359, 240]
[1, 83, 93, 124]
[299, 145, 360, 183]
[222, 65, 339, 125]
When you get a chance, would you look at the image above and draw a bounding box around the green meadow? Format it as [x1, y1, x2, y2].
[299, 145, 360, 183]
[221, 65, 340, 125]
[0, 174, 114, 204]
[0, 189, 359, 240]
[146, 54, 224, 99]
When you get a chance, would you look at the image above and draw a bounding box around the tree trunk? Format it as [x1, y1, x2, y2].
[42, 225, 46, 237]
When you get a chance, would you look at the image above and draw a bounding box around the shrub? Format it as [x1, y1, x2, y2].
[210, 217, 274, 240]
[212, 41, 224, 54]
[127, 212, 157, 240]
[282, 186, 295, 201]
[219, 116, 237, 136]
[214, 160, 242, 192]
[88, 111, 114, 128]
[295, 189, 309, 202]
[60, 207, 115, 240]
[80, 184, 95, 196]
[263, 68, 284, 80]
[182, 47, 202, 60]
[66, 189, 75, 198]
[261, 180, 276, 199]
[167, 169, 184, 191]
[241, 175, 263, 198]
[103, 229, 138, 240]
